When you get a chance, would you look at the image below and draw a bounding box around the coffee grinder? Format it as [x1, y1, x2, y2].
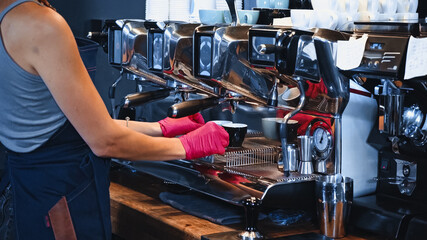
[342, 21, 427, 239]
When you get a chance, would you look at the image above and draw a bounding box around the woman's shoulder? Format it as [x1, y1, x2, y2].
[3, 1, 69, 39]
[1, 1, 75, 75]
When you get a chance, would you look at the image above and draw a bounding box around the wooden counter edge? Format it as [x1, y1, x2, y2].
[110, 182, 381, 240]
[110, 182, 234, 240]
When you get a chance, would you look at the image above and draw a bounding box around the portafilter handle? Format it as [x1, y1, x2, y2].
[167, 97, 219, 118]
[123, 89, 172, 108]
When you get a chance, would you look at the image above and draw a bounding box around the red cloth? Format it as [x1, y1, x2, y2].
[306, 79, 328, 99]
[158, 113, 205, 137]
[179, 122, 229, 160]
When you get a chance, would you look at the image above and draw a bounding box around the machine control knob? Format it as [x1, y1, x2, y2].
[374, 61, 379, 68]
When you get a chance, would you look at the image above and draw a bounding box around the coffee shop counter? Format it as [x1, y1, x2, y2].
[109, 166, 386, 240]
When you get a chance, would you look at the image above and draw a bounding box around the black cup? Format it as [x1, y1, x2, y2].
[278, 119, 300, 143]
[287, 120, 300, 143]
[222, 123, 248, 148]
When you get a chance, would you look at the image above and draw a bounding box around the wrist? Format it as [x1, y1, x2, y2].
[174, 137, 187, 159]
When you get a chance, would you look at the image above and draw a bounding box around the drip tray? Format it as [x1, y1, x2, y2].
[201, 136, 281, 167]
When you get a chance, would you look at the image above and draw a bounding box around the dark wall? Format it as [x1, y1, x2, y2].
[419, 1, 427, 18]
[50, 0, 147, 38]
[49, 0, 149, 113]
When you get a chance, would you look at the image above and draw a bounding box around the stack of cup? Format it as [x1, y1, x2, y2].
[395, 0, 418, 21]
[197, 0, 225, 25]
[336, 0, 359, 29]
[224, 10, 260, 24]
[296, 0, 340, 30]
[290, 9, 316, 29]
[377, 0, 398, 21]
[190, 0, 217, 22]
[145, 0, 169, 21]
[169, 0, 192, 22]
[356, 0, 418, 22]
[290, 0, 358, 30]
[356, 0, 380, 21]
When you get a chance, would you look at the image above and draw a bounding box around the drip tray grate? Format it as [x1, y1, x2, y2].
[214, 137, 281, 168]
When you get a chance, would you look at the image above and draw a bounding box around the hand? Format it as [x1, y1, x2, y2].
[179, 122, 229, 160]
[158, 113, 205, 137]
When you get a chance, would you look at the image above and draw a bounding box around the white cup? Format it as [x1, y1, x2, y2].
[337, 13, 354, 30]
[199, 9, 225, 25]
[359, 0, 380, 13]
[311, 0, 339, 11]
[396, 12, 419, 20]
[312, 10, 339, 29]
[238, 10, 260, 24]
[339, 0, 359, 15]
[377, 13, 395, 21]
[191, 0, 217, 22]
[291, 9, 315, 28]
[379, 0, 397, 14]
[397, 0, 418, 13]
[356, 11, 379, 21]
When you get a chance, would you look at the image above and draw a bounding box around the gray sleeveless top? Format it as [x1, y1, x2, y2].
[0, 0, 67, 153]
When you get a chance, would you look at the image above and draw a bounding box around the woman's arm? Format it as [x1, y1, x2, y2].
[114, 120, 163, 137]
[3, 3, 185, 161]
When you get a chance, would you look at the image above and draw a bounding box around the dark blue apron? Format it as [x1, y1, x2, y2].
[5, 121, 111, 240]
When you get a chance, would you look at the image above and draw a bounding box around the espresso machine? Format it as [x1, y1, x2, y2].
[117, 13, 379, 240]
[342, 21, 427, 239]
[103, 0, 386, 236]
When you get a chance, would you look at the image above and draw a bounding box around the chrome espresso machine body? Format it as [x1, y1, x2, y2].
[129, 24, 378, 207]
[131, 23, 318, 209]
[248, 26, 379, 197]
[96, 19, 217, 120]
[344, 21, 427, 239]
[99, 11, 382, 239]
[92, 19, 173, 120]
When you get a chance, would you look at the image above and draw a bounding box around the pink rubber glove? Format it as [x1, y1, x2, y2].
[179, 122, 229, 160]
[158, 113, 205, 137]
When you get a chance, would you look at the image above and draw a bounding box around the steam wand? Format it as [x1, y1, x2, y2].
[278, 78, 306, 176]
[225, 0, 240, 26]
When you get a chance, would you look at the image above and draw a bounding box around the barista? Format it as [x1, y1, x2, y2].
[0, 0, 229, 239]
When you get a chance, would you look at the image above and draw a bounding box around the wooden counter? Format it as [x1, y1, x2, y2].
[110, 180, 385, 240]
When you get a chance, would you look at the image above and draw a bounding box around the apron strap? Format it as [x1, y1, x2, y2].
[48, 197, 78, 240]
